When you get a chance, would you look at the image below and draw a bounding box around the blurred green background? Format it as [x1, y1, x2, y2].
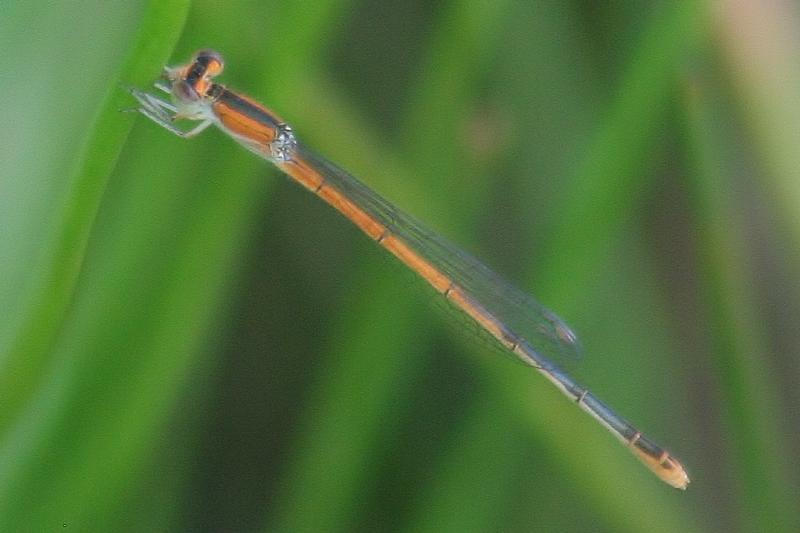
[2, 0, 799, 531]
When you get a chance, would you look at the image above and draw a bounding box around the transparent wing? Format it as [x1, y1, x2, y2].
[292, 143, 582, 365]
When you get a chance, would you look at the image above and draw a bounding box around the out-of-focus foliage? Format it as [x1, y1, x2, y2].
[1, 1, 799, 531]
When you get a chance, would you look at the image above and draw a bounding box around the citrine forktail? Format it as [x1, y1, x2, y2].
[127, 49, 689, 489]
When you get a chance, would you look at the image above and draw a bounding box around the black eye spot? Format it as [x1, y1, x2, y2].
[192, 49, 224, 77]
[194, 49, 223, 66]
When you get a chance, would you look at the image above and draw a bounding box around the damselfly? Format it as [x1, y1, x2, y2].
[127, 49, 689, 489]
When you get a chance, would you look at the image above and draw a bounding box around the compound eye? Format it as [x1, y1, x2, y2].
[193, 48, 225, 77]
